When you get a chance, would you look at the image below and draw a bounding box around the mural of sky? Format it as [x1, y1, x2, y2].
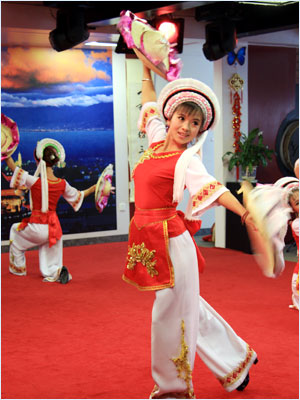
[1, 46, 117, 238]
[1, 47, 114, 132]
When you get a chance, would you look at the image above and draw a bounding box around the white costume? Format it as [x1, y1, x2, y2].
[124, 101, 257, 399]
[9, 166, 84, 281]
[291, 218, 299, 310]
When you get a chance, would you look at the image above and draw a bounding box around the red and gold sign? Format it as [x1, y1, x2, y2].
[229, 73, 244, 179]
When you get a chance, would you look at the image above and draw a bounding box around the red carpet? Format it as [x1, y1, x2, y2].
[1, 242, 299, 399]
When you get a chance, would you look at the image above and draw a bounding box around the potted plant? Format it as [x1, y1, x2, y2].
[222, 128, 274, 181]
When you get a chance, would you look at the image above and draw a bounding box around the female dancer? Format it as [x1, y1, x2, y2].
[288, 186, 299, 309]
[290, 159, 299, 309]
[5, 138, 96, 283]
[123, 65, 258, 398]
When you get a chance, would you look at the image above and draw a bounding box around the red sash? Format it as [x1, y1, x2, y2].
[17, 210, 62, 248]
[123, 208, 205, 291]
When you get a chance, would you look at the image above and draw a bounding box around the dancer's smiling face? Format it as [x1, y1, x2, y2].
[166, 102, 204, 149]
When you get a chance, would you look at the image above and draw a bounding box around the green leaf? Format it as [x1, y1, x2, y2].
[222, 128, 274, 173]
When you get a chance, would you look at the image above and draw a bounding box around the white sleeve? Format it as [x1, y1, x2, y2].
[137, 102, 166, 146]
[10, 167, 38, 189]
[63, 181, 84, 212]
[292, 218, 299, 237]
[185, 155, 229, 218]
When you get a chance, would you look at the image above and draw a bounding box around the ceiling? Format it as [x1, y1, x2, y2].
[1, 1, 299, 50]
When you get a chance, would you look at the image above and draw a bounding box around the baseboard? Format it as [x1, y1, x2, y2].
[1, 230, 212, 253]
[1, 234, 129, 254]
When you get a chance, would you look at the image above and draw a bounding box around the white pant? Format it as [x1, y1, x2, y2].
[9, 222, 63, 280]
[291, 272, 299, 310]
[151, 231, 257, 399]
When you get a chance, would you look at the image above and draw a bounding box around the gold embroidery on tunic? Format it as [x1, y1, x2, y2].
[192, 181, 223, 209]
[218, 344, 255, 388]
[127, 242, 158, 277]
[171, 320, 193, 398]
[132, 142, 182, 178]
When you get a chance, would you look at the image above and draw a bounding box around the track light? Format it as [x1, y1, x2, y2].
[203, 20, 237, 61]
[49, 8, 90, 52]
[154, 17, 184, 54]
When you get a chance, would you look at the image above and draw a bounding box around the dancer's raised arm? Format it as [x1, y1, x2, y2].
[141, 64, 156, 105]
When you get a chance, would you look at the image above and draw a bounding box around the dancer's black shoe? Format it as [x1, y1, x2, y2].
[59, 266, 69, 284]
[236, 373, 249, 391]
[236, 358, 258, 391]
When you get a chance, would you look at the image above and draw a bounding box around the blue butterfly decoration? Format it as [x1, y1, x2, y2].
[227, 47, 246, 66]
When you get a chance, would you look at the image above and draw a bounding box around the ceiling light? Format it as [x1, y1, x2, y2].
[49, 8, 90, 52]
[85, 41, 117, 47]
[154, 17, 185, 54]
[203, 20, 237, 61]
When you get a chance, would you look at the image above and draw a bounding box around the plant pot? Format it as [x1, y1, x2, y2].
[240, 166, 257, 182]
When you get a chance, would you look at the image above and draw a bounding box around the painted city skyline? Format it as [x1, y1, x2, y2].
[1, 46, 117, 239]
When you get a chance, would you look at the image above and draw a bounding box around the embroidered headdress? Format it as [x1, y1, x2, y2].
[32, 138, 65, 213]
[274, 176, 299, 206]
[157, 78, 220, 204]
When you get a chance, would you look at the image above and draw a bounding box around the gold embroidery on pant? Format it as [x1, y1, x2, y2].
[9, 241, 26, 275]
[126, 242, 158, 277]
[150, 384, 195, 399]
[9, 263, 26, 275]
[218, 344, 255, 388]
[171, 320, 194, 399]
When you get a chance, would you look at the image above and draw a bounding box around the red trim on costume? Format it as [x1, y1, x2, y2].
[192, 181, 223, 210]
[9, 263, 26, 275]
[71, 190, 82, 210]
[218, 345, 255, 389]
[140, 106, 161, 133]
[11, 168, 25, 189]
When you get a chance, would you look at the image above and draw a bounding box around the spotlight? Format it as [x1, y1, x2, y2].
[49, 8, 90, 52]
[203, 20, 237, 61]
[154, 18, 184, 54]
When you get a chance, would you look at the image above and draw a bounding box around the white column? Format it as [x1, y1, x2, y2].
[112, 52, 130, 233]
[214, 45, 249, 248]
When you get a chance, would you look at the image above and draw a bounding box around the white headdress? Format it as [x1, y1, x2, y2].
[274, 176, 299, 206]
[157, 78, 220, 203]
